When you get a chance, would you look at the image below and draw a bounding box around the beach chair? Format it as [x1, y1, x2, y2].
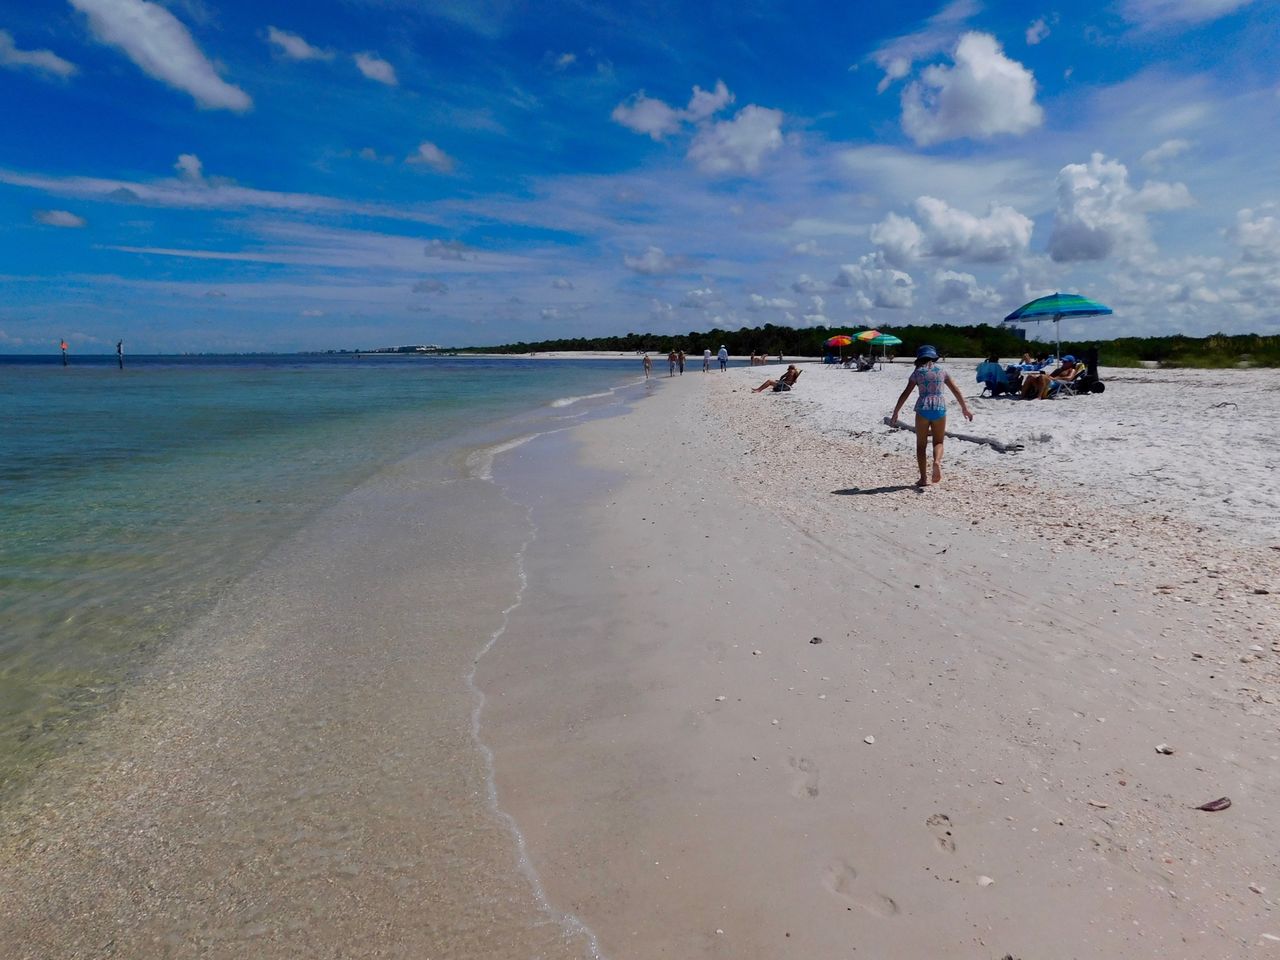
[1057, 348, 1106, 396]
[976, 360, 1013, 396]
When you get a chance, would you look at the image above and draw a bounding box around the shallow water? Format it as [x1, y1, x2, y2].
[0, 354, 633, 792]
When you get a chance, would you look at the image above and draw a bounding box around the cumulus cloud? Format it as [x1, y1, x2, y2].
[1025, 17, 1050, 44]
[901, 32, 1043, 146]
[70, 0, 251, 111]
[685, 80, 734, 121]
[623, 245, 683, 275]
[1048, 153, 1193, 262]
[551, 277, 574, 289]
[833, 255, 915, 309]
[747, 294, 797, 311]
[871, 196, 1033, 265]
[539, 307, 560, 320]
[933, 269, 1001, 307]
[612, 80, 736, 139]
[265, 26, 333, 61]
[425, 239, 475, 260]
[1228, 205, 1280, 262]
[0, 29, 77, 77]
[174, 152, 203, 182]
[552, 52, 576, 70]
[611, 92, 684, 140]
[34, 209, 87, 228]
[1121, 0, 1256, 28]
[791, 274, 827, 294]
[354, 52, 397, 86]
[412, 279, 448, 294]
[407, 142, 456, 173]
[870, 0, 978, 93]
[1140, 138, 1192, 169]
[679, 287, 717, 308]
[687, 105, 784, 175]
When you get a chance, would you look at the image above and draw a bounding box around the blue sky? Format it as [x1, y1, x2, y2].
[1, 0, 1277, 352]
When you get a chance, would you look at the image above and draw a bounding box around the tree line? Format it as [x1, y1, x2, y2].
[460, 323, 1280, 367]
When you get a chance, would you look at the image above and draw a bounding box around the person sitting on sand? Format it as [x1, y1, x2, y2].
[1021, 356, 1082, 399]
[752, 364, 802, 393]
[890, 345, 974, 487]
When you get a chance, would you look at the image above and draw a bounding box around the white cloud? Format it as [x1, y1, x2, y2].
[680, 287, 717, 308]
[551, 277, 574, 289]
[747, 294, 797, 310]
[612, 80, 735, 140]
[407, 142, 456, 174]
[1121, 0, 1256, 28]
[870, 0, 979, 93]
[174, 152, 203, 182]
[1048, 152, 1193, 263]
[685, 80, 734, 121]
[265, 26, 332, 61]
[687, 105, 784, 175]
[69, 0, 251, 111]
[1140, 138, 1193, 169]
[0, 29, 77, 77]
[933, 269, 1001, 307]
[34, 209, 87, 228]
[540, 307, 560, 320]
[833, 255, 915, 309]
[623, 245, 683, 274]
[611, 92, 683, 140]
[354, 52, 397, 86]
[553, 52, 576, 70]
[901, 32, 1043, 146]
[1228, 205, 1280, 262]
[871, 196, 1034, 265]
[1025, 17, 1050, 44]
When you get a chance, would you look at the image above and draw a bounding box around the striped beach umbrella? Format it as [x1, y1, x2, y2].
[1004, 292, 1112, 358]
[825, 334, 854, 359]
[854, 329, 881, 341]
[868, 333, 902, 359]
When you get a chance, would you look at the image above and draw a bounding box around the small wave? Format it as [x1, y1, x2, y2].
[549, 389, 614, 409]
[465, 434, 541, 481]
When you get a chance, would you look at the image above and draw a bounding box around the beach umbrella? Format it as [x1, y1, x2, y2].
[868, 333, 902, 360]
[1004, 292, 1112, 358]
[855, 329, 881, 341]
[825, 334, 854, 360]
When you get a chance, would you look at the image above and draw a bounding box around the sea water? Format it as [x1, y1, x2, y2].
[0, 354, 633, 794]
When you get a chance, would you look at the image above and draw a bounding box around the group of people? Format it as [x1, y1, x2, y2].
[643, 345, 730, 378]
[976, 352, 1087, 399]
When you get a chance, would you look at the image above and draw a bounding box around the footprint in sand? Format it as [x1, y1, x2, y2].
[788, 756, 819, 798]
[926, 813, 956, 853]
[822, 860, 899, 918]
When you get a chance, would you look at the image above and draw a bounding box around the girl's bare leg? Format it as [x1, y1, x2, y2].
[914, 415, 930, 485]
[931, 418, 947, 483]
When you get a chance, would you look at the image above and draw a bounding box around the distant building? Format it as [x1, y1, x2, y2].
[370, 344, 443, 354]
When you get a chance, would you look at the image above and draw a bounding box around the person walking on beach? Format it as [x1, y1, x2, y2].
[667, 349, 678, 377]
[717, 345, 728, 371]
[116, 339, 124, 370]
[642, 353, 652, 379]
[60, 339, 68, 366]
[677, 350, 685, 375]
[890, 345, 973, 487]
[702, 348, 711, 372]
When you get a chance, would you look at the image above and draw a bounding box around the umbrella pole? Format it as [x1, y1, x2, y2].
[1055, 313, 1062, 359]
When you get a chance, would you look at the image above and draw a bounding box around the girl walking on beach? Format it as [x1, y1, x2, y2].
[890, 345, 973, 487]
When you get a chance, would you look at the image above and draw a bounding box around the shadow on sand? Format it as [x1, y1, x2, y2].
[832, 484, 922, 496]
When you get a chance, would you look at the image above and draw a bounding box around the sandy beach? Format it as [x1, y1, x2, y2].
[3, 360, 1278, 958]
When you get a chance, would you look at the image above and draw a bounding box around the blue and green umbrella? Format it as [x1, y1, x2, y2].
[1004, 292, 1113, 358]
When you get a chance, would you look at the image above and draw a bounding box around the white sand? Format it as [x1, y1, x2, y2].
[763, 361, 1280, 546]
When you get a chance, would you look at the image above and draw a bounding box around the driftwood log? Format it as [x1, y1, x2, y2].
[882, 416, 1024, 454]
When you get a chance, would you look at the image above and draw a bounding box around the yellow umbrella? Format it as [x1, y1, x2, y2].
[855, 329, 881, 341]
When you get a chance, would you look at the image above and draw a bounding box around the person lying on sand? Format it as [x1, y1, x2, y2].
[890, 345, 973, 487]
[752, 365, 802, 393]
[1021, 356, 1082, 399]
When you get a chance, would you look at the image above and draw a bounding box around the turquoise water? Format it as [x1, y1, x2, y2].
[0, 354, 632, 790]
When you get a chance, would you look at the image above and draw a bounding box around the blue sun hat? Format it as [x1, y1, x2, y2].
[916, 344, 939, 361]
[1062, 354, 1077, 363]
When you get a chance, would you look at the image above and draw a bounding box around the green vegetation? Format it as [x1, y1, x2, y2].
[461, 324, 1280, 367]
